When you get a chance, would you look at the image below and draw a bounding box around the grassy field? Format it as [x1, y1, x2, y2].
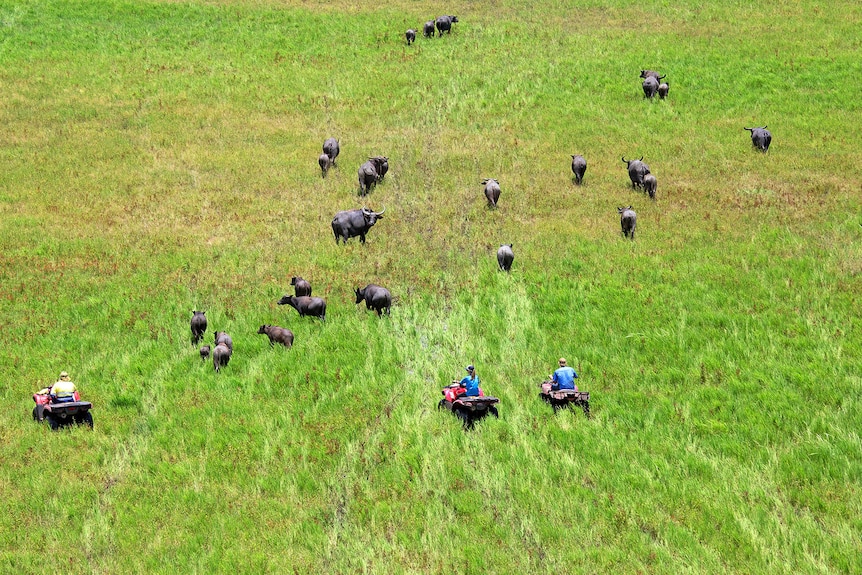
[1, 0, 860, 573]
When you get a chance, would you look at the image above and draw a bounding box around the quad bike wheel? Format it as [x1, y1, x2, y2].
[75, 412, 94, 428]
[488, 405, 499, 418]
[453, 406, 472, 429]
[45, 414, 61, 431]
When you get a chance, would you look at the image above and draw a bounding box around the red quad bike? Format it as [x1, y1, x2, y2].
[437, 382, 500, 429]
[33, 389, 94, 431]
[539, 380, 590, 419]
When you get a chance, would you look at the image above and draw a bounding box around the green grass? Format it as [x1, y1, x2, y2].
[1, 1, 860, 573]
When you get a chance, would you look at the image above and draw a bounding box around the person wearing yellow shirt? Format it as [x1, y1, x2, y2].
[49, 371, 78, 402]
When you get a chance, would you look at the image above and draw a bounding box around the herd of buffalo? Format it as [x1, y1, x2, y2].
[190, 16, 772, 373]
[191, 276, 392, 372]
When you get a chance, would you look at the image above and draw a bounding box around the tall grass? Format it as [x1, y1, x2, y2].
[0, 1, 860, 573]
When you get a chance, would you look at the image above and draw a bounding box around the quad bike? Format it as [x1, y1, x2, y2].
[33, 388, 94, 431]
[539, 380, 590, 418]
[437, 382, 500, 429]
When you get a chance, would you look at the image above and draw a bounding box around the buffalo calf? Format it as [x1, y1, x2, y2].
[258, 325, 294, 348]
[278, 295, 327, 321]
[658, 82, 669, 99]
[643, 174, 657, 200]
[497, 244, 514, 272]
[318, 153, 332, 178]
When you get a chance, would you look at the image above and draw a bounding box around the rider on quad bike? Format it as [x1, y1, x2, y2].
[438, 365, 499, 428]
[33, 371, 94, 430]
[539, 359, 590, 418]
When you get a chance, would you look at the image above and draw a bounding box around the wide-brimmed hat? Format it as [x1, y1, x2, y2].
[59, 371, 70, 381]
[558, 358, 567, 365]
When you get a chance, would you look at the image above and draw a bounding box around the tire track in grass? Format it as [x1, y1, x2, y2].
[318, 276, 555, 568]
[78, 345, 192, 568]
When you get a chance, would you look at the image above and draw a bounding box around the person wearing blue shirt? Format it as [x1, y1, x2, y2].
[459, 365, 480, 396]
[551, 358, 578, 391]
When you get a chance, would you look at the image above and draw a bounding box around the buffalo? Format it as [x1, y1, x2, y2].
[199, 345, 210, 361]
[658, 82, 669, 99]
[622, 156, 650, 189]
[643, 174, 657, 200]
[278, 295, 327, 322]
[358, 156, 387, 196]
[323, 138, 340, 165]
[571, 154, 587, 185]
[482, 178, 501, 208]
[642, 75, 659, 99]
[436, 15, 458, 36]
[497, 244, 514, 272]
[258, 324, 294, 348]
[290, 276, 312, 297]
[331, 206, 385, 244]
[354, 284, 392, 316]
[423, 21, 435, 37]
[618, 206, 637, 240]
[639, 70, 666, 81]
[214, 331, 233, 353]
[190, 310, 207, 345]
[318, 153, 332, 178]
[405, 29, 416, 45]
[377, 157, 389, 181]
[212, 343, 231, 373]
[744, 126, 772, 152]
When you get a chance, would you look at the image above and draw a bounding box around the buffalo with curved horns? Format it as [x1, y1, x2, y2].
[744, 126, 772, 152]
[331, 206, 385, 244]
[622, 156, 651, 189]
